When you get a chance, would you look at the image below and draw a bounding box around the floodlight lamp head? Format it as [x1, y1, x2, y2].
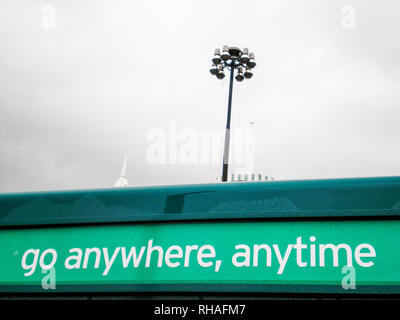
[209, 63, 218, 75]
[212, 48, 221, 65]
[236, 73, 244, 82]
[247, 52, 256, 69]
[221, 45, 230, 61]
[216, 70, 225, 79]
[240, 47, 250, 64]
[244, 67, 253, 79]
[236, 66, 244, 82]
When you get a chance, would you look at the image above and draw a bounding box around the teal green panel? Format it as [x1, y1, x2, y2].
[1, 176, 400, 227]
[1, 219, 399, 292]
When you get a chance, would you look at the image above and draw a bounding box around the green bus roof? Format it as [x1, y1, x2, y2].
[1, 176, 400, 227]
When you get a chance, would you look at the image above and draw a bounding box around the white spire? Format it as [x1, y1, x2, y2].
[113, 156, 129, 187]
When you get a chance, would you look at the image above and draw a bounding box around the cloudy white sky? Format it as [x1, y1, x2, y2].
[0, 0, 399, 192]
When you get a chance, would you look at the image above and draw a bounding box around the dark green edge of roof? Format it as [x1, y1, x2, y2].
[0, 283, 399, 295]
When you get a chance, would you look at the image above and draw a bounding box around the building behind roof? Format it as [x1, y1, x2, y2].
[231, 173, 274, 182]
[113, 157, 129, 187]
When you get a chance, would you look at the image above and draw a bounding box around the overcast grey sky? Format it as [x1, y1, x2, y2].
[0, 0, 399, 192]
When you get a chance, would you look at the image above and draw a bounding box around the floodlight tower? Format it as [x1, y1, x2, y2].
[209, 46, 256, 182]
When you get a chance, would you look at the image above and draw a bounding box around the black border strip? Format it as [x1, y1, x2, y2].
[1, 283, 400, 295]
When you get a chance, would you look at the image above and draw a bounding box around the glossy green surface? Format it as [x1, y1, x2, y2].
[1, 176, 400, 294]
[1, 176, 400, 227]
[0, 219, 399, 293]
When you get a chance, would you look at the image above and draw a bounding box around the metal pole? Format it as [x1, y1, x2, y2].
[222, 63, 235, 182]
